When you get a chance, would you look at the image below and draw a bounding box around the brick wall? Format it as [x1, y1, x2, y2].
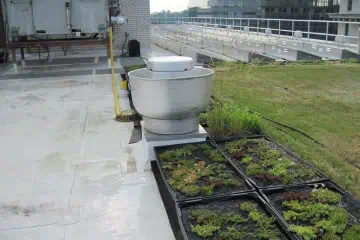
[113, 0, 151, 50]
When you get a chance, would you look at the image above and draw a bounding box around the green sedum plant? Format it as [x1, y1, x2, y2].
[241, 156, 253, 164]
[159, 145, 195, 162]
[246, 163, 265, 176]
[288, 225, 317, 240]
[282, 188, 360, 240]
[192, 224, 220, 237]
[219, 226, 250, 239]
[200, 144, 226, 163]
[225, 139, 248, 154]
[283, 201, 335, 222]
[160, 145, 242, 197]
[225, 139, 317, 185]
[344, 225, 360, 240]
[311, 189, 342, 204]
[315, 208, 348, 235]
[268, 158, 293, 177]
[189, 201, 282, 239]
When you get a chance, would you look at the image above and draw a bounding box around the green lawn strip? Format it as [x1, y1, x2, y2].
[262, 122, 360, 198]
[213, 62, 360, 198]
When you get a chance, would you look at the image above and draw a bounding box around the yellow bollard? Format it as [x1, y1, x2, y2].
[109, 26, 121, 118]
[120, 80, 128, 90]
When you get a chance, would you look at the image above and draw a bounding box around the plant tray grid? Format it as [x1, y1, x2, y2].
[260, 182, 360, 240]
[153, 141, 255, 204]
[176, 192, 297, 240]
[212, 135, 329, 190]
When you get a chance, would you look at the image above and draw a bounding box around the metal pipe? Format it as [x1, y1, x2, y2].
[109, 26, 121, 118]
[65, 0, 71, 31]
[29, 0, 36, 35]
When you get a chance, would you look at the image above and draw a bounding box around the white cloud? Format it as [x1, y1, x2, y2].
[150, 0, 189, 13]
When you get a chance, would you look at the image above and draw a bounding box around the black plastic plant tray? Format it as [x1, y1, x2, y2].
[151, 160, 182, 240]
[153, 141, 255, 203]
[213, 135, 328, 189]
[207, 132, 263, 142]
[177, 192, 297, 240]
[260, 182, 360, 240]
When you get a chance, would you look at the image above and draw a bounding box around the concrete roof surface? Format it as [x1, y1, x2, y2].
[0, 45, 177, 239]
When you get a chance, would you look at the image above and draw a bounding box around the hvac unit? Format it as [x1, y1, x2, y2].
[5, 0, 115, 39]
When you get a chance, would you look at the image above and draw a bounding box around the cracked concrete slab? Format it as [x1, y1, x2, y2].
[0, 225, 66, 240]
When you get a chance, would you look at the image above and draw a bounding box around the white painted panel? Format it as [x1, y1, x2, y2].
[33, 0, 67, 34]
[6, 0, 34, 36]
[71, 0, 107, 33]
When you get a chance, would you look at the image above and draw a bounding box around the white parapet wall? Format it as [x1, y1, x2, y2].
[152, 33, 277, 63]
[152, 34, 238, 63]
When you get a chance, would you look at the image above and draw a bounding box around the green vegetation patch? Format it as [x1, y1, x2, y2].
[224, 139, 317, 186]
[207, 103, 261, 139]
[158, 144, 245, 198]
[280, 188, 360, 240]
[212, 61, 360, 197]
[188, 201, 283, 239]
[125, 64, 146, 73]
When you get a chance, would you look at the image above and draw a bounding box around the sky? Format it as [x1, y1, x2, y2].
[150, 0, 189, 13]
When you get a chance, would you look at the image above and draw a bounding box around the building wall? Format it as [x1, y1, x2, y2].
[189, 0, 209, 8]
[0, 0, 6, 48]
[189, 7, 213, 17]
[335, 0, 360, 43]
[339, 0, 360, 13]
[337, 22, 358, 35]
[338, 22, 346, 35]
[208, 0, 259, 17]
[337, 22, 359, 44]
[113, 0, 151, 50]
[349, 23, 359, 37]
[262, 0, 339, 19]
[206, 0, 339, 19]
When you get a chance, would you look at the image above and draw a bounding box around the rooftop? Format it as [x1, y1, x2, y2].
[0, 45, 176, 240]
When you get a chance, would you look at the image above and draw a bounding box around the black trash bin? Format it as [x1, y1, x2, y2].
[128, 39, 140, 57]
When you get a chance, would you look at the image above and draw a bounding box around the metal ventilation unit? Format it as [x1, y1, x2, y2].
[128, 56, 215, 135]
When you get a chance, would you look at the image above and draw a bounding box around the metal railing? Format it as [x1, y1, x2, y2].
[151, 17, 360, 52]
